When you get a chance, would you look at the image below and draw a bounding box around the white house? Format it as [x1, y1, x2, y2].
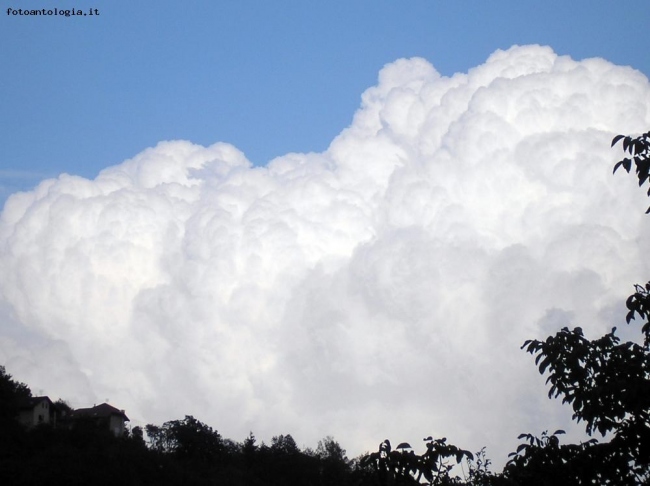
[17, 396, 57, 428]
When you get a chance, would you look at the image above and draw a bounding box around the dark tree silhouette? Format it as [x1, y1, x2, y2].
[359, 437, 474, 485]
[270, 433, 300, 455]
[316, 436, 352, 485]
[146, 415, 224, 463]
[612, 130, 650, 213]
[0, 365, 31, 421]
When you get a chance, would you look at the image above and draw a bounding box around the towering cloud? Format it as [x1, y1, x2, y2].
[1, 45, 649, 462]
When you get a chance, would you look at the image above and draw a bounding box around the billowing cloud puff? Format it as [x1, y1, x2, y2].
[1, 45, 649, 464]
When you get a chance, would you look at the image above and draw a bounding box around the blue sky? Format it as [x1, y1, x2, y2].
[1, 0, 649, 202]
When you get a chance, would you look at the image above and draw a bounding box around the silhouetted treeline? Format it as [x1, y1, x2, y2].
[0, 366, 361, 485]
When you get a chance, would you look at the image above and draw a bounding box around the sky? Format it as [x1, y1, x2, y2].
[1, 0, 650, 467]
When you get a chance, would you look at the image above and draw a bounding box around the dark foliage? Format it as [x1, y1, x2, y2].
[358, 437, 476, 485]
[0, 365, 33, 467]
[0, 421, 164, 486]
[0, 365, 31, 421]
[625, 282, 650, 346]
[509, 305, 650, 484]
[522, 326, 649, 439]
[146, 415, 225, 463]
[316, 436, 352, 485]
[612, 130, 650, 213]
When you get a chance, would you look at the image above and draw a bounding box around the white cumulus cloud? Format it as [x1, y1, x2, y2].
[1, 45, 649, 464]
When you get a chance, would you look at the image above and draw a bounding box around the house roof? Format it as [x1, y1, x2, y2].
[18, 396, 55, 410]
[71, 403, 129, 421]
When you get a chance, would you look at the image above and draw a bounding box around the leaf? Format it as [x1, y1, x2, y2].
[553, 429, 566, 435]
[623, 136, 632, 153]
[613, 160, 624, 173]
[611, 134, 625, 147]
[539, 357, 551, 374]
[635, 140, 645, 155]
